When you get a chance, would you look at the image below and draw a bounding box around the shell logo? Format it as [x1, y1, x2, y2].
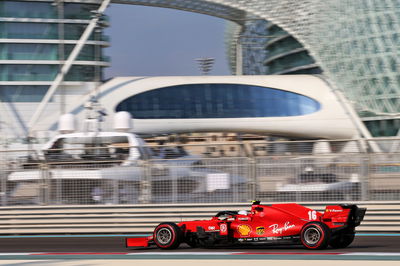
[237, 224, 252, 236]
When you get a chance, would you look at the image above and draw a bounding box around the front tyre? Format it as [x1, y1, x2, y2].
[153, 222, 183, 249]
[300, 222, 331, 249]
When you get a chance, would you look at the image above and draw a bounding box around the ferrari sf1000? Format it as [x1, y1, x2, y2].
[126, 201, 366, 250]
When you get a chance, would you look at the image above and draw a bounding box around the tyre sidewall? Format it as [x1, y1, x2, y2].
[300, 222, 330, 249]
[153, 223, 181, 249]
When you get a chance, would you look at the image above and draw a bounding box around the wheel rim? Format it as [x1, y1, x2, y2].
[304, 227, 321, 245]
[156, 228, 172, 245]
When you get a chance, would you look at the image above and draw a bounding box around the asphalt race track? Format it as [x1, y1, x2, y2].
[0, 235, 398, 253]
[0, 235, 399, 265]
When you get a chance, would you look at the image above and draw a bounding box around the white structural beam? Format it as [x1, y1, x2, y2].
[27, 0, 111, 134]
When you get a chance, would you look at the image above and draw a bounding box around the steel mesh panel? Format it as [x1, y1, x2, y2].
[255, 155, 363, 202]
[369, 153, 400, 200]
[1, 140, 400, 206]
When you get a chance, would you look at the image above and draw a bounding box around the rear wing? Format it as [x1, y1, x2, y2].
[323, 204, 366, 228]
[341, 204, 366, 227]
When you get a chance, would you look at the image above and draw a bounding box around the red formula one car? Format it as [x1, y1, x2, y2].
[126, 201, 366, 250]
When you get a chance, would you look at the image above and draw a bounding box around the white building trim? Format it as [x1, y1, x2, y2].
[35, 75, 359, 140]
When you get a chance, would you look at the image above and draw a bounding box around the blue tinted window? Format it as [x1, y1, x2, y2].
[115, 84, 321, 119]
[0, 86, 48, 102]
[0, 1, 55, 18]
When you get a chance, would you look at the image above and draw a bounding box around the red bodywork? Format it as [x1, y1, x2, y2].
[126, 202, 365, 249]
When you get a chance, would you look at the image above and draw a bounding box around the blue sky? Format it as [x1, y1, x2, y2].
[104, 4, 231, 78]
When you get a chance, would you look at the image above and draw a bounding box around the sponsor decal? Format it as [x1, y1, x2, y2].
[326, 209, 343, 212]
[238, 217, 250, 221]
[208, 226, 216, 231]
[220, 224, 227, 233]
[256, 226, 265, 235]
[238, 237, 279, 243]
[269, 222, 295, 234]
[237, 224, 252, 236]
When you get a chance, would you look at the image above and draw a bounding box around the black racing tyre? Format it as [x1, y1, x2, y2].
[300, 222, 331, 250]
[329, 230, 355, 249]
[153, 222, 183, 249]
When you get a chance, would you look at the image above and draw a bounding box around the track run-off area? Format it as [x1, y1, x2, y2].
[0, 234, 398, 265]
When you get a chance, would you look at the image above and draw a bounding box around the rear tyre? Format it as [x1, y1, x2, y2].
[153, 222, 183, 249]
[329, 230, 355, 248]
[300, 222, 331, 249]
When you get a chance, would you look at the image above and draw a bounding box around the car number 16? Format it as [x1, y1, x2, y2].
[308, 210, 317, 220]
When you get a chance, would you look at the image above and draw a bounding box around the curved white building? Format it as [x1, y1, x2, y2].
[42, 75, 358, 139]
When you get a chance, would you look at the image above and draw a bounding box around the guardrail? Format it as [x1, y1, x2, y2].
[0, 202, 399, 235]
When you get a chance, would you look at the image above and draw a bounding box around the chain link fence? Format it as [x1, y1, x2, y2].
[0, 138, 399, 206]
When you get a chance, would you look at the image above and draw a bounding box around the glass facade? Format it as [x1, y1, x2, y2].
[267, 51, 316, 74]
[238, 21, 321, 75]
[0, 43, 58, 60]
[0, 1, 98, 19]
[0, 22, 57, 39]
[0, 85, 48, 102]
[64, 2, 99, 20]
[0, 65, 97, 82]
[0, 22, 106, 41]
[0, 0, 397, 138]
[0, 43, 109, 61]
[0, 1, 55, 19]
[365, 119, 400, 137]
[226, 0, 399, 136]
[0, 0, 109, 103]
[116, 84, 321, 119]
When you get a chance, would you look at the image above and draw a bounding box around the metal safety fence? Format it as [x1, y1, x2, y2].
[0, 139, 399, 206]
